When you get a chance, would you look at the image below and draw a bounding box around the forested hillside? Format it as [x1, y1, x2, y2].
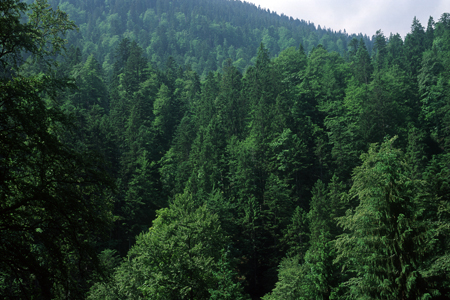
[2, 0, 450, 299]
[41, 0, 372, 77]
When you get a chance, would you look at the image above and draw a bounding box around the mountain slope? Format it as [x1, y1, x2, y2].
[47, 0, 372, 76]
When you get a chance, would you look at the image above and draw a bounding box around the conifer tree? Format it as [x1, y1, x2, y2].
[373, 30, 388, 71]
[404, 17, 426, 79]
[353, 38, 373, 85]
[216, 59, 245, 139]
[385, 33, 406, 72]
[122, 41, 149, 95]
[335, 137, 435, 299]
[425, 16, 435, 49]
[152, 83, 175, 150]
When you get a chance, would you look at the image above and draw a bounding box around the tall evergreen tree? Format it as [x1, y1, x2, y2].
[404, 17, 426, 79]
[425, 16, 435, 49]
[353, 38, 373, 84]
[372, 30, 388, 71]
[335, 137, 436, 299]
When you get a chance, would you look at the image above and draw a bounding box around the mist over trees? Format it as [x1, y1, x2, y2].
[2, 0, 450, 299]
[39, 0, 372, 77]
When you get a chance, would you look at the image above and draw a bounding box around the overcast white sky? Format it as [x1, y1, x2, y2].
[246, 0, 450, 38]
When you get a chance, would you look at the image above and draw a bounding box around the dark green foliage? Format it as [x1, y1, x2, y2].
[373, 30, 388, 71]
[419, 15, 450, 153]
[4, 1, 450, 298]
[0, 1, 113, 298]
[386, 33, 406, 71]
[283, 206, 309, 259]
[421, 154, 450, 297]
[404, 17, 426, 79]
[352, 38, 373, 84]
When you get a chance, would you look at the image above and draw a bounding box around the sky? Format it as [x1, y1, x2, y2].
[246, 0, 450, 38]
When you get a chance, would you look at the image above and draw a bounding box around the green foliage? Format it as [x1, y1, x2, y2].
[208, 250, 250, 300]
[352, 38, 373, 84]
[262, 256, 305, 300]
[88, 191, 249, 300]
[335, 137, 435, 299]
[0, 0, 76, 69]
[421, 154, 450, 296]
[419, 17, 450, 152]
[0, 0, 112, 298]
[372, 30, 388, 71]
[301, 176, 346, 299]
[44, 0, 372, 77]
[404, 17, 426, 78]
[5, 2, 450, 298]
[283, 206, 309, 258]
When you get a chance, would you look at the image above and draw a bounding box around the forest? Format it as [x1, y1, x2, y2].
[1, 0, 450, 299]
[43, 0, 373, 76]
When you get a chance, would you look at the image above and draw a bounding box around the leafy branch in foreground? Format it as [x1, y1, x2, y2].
[0, 0, 112, 298]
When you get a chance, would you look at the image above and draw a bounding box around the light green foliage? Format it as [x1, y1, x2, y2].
[263, 256, 305, 300]
[88, 192, 248, 300]
[335, 137, 435, 299]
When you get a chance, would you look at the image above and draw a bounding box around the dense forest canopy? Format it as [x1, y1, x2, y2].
[2, 0, 450, 299]
[35, 0, 373, 77]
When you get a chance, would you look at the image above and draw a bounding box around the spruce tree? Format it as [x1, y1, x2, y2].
[335, 137, 435, 299]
